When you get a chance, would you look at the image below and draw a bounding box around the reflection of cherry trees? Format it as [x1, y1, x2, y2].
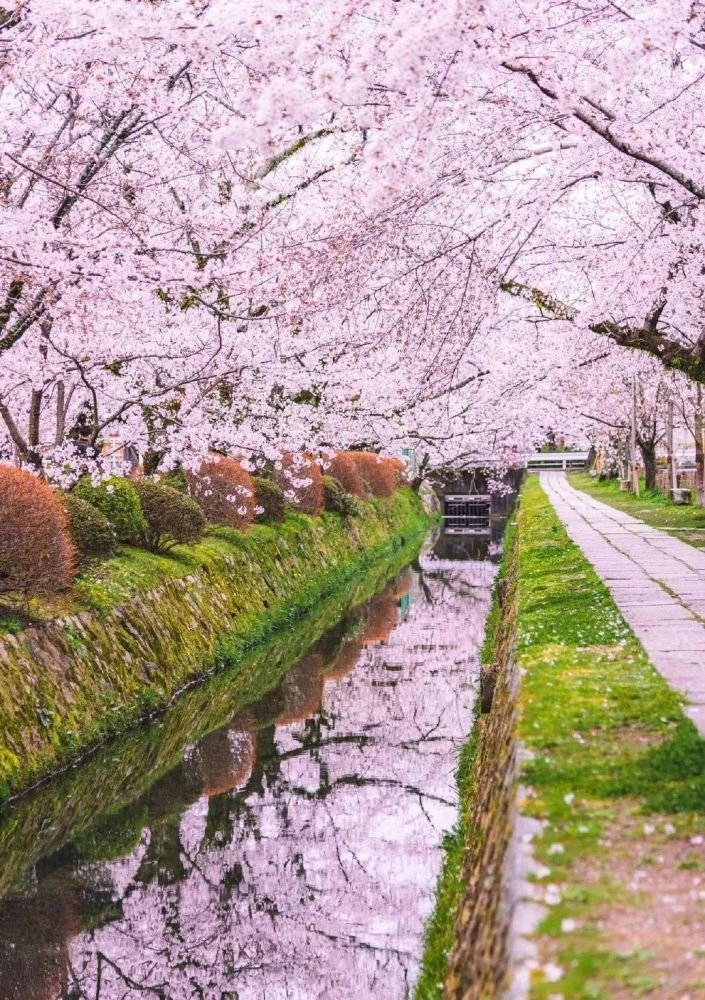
[0, 547, 497, 1000]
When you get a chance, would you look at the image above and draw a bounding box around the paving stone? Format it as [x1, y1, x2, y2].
[621, 607, 694, 625]
[607, 591, 675, 606]
[684, 706, 705, 729]
[682, 600, 705, 617]
[632, 623, 705, 652]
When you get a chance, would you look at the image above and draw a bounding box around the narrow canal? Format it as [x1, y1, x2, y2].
[0, 530, 502, 1000]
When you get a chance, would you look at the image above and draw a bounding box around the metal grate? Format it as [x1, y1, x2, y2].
[442, 494, 491, 534]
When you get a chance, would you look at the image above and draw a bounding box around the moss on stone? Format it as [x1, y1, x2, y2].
[0, 526, 423, 896]
[0, 489, 429, 800]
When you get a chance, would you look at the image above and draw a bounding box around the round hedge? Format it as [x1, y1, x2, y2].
[275, 452, 324, 516]
[253, 476, 286, 523]
[323, 451, 364, 497]
[186, 456, 256, 531]
[160, 467, 189, 494]
[74, 475, 148, 544]
[350, 452, 398, 498]
[134, 480, 206, 552]
[63, 494, 116, 558]
[0, 464, 76, 600]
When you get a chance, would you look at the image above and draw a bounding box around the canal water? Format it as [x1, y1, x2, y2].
[0, 531, 500, 1000]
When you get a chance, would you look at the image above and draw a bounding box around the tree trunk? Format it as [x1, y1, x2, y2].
[638, 440, 657, 491]
[666, 399, 677, 494]
[28, 388, 42, 449]
[55, 381, 66, 445]
[0, 399, 42, 471]
[410, 451, 430, 492]
[695, 396, 705, 507]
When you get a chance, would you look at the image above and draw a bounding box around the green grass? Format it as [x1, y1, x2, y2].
[72, 514, 349, 618]
[413, 729, 480, 1000]
[0, 490, 431, 798]
[517, 475, 705, 997]
[569, 471, 705, 547]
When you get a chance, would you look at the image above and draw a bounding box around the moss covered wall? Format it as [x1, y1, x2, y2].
[444, 515, 521, 999]
[0, 489, 429, 799]
[0, 534, 421, 897]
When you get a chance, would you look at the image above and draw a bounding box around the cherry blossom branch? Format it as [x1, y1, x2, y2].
[502, 61, 705, 200]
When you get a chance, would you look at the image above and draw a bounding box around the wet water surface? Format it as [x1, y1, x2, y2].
[0, 532, 499, 1000]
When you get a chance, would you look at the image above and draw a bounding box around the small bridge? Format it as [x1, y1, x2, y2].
[526, 451, 590, 471]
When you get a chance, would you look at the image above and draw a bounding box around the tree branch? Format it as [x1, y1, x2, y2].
[502, 61, 705, 201]
[500, 279, 705, 382]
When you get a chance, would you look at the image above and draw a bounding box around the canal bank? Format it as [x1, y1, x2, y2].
[416, 506, 520, 1000]
[0, 489, 429, 800]
[0, 532, 425, 899]
[437, 475, 705, 999]
[0, 516, 500, 998]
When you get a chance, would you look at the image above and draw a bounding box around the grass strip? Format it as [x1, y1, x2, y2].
[516, 475, 705, 998]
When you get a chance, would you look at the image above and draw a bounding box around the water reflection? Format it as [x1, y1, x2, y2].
[0, 534, 499, 1000]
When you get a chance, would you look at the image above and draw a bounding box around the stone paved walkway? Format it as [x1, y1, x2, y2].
[541, 471, 705, 735]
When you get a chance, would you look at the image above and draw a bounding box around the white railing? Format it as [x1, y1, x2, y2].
[526, 451, 590, 470]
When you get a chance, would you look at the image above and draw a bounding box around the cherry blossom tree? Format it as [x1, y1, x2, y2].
[2, 0, 705, 479]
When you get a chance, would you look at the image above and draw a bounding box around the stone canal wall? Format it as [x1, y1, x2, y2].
[445, 511, 521, 999]
[0, 490, 430, 799]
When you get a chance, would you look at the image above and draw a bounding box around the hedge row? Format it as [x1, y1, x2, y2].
[0, 450, 407, 607]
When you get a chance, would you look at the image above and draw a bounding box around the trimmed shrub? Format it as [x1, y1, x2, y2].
[322, 451, 364, 497]
[160, 467, 189, 494]
[64, 495, 116, 558]
[74, 475, 148, 544]
[187, 455, 255, 531]
[275, 452, 324, 516]
[135, 480, 206, 552]
[0, 465, 76, 601]
[323, 475, 362, 517]
[351, 452, 398, 498]
[253, 476, 286, 523]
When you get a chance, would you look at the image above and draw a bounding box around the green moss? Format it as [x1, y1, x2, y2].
[0, 615, 22, 636]
[414, 732, 480, 1000]
[0, 489, 429, 799]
